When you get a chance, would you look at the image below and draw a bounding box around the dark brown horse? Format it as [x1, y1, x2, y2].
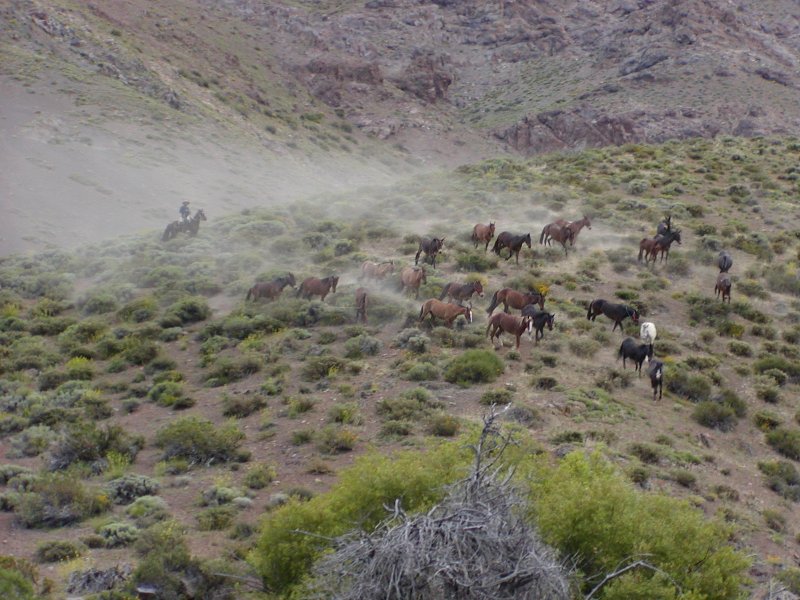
[618, 337, 652, 376]
[471, 222, 496, 252]
[587, 299, 639, 332]
[486, 312, 532, 350]
[538, 223, 574, 255]
[439, 281, 484, 305]
[715, 273, 732, 303]
[297, 275, 339, 301]
[639, 230, 682, 263]
[486, 288, 546, 315]
[717, 251, 733, 273]
[162, 209, 207, 241]
[355, 287, 368, 323]
[656, 215, 672, 236]
[246, 273, 296, 302]
[399, 266, 427, 299]
[360, 260, 395, 281]
[415, 237, 445, 269]
[549, 216, 592, 246]
[520, 306, 556, 344]
[492, 232, 532, 265]
[419, 299, 473, 328]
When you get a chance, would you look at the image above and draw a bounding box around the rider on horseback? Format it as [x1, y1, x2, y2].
[179, 201, 191, 222]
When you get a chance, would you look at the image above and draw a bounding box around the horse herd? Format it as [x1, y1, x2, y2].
[240, 213, 736, 403]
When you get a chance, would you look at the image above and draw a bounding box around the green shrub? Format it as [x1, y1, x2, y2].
[316, 426, 357, 454]
[249, 444, 470, 593]
[427, 413, 460, 437]
[162, 296, 211, 325]
[8, 425, 56, 458]
[197, 505, 237, 531]
[222, 393, 267, 418]
[327, 402, 363, 425]
[287, 397, 316, 417]
[34, 539, 86, 563]
[48, 422, 144, 472]
[125, 495, 170, 527]
[479, 388, 513, 405]
[80, 293, 118, 315]
[148, 381, 194, 409]
[528, 451, 749, 599]
[15, 474, 109, 528]
[455, 251, 498, 272]
[99, 521, 139, 547]
[728, 341, 752, 357]
[758, 460, 800, 502]
[154, 417, 244, 465]
[123, 338, 159, 365]
[403, 361, 440, 381]
[627, 442, 663, 464]
[754, 410, 783, 431]
[568, 337, 601, 358]
[692, 402, 737, 432]
[205, 354, 262, 385]
[343, 334, 381, 359]
[380, 420, 413, 437]
[118, 296, 159, 322]
[444, 350, 504, 386]
[243, 464, 277, 490]
[302, 356, 346, 381]
[107, 474, 160, 505]
[766, 428, 800, 460]
[132, 521, 193, 598]
[666, 367, 711, 402]
[763, 368, 788, 386]
[291, 429, 314, 445]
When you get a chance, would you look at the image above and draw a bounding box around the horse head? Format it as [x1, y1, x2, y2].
[197, 209, 207, 221]
[583, 216, 592, 229]
[473, 281, 485, 297]
[630, 307, 640, 324]
[524, 233, 532, 248]
[286, 273, 297, 287]
[547, 314, 555, 330]
[464, 305, 473, 324]
[489, 223, 495, 234]
[673, 230, 682, 245]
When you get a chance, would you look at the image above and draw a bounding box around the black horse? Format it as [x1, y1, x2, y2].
[415, 237, 445, 269]
[587, 299, 639, 332]
[162, 209, 207, 241]
[648, 360, 664, 400]
[618, 337, 652, 376]
[717, 250, 733, 273]
[492, 232, 532, 265]
[656, 215, 672, 236]
[521, 305, 555, 344]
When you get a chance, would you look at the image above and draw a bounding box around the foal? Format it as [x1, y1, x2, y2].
[648, 360, 664, 401]
[715, 273, 732, 303]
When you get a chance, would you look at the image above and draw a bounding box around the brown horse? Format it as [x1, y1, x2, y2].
[162, 209, 207, 241]
[355, 287, 368, 323]
[415, 237, 445, 269]
[715, 273, 732, 303]
[549, 216, 592, 246]
[486, 288, 546, 315]
[639, 230, 682, 263]
[471, 222, 496, 252]
[492, 232, 532, 265]
[538, 223, 573, 255]
[399, 266, 427, 299]
[297, 275, 339, 301]
[360, 260, 395, 281]
[246, 273, 296, 301]
[419, 299, 473, 328]
[486, 313, 532, 350]
[439, 281, 484, 305]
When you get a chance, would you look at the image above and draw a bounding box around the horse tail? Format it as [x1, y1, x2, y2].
[539, 226, 547, 244]
[419, 304, 426, 321]
[617, 342, 624, 361]
[491, 238, 501, 254]
[246, 287, 253, 301]
[587, 301, 593, 320]
[439, 284, 449, 301]
[486, 291, 499, 314]
[637, 242, 645, 262]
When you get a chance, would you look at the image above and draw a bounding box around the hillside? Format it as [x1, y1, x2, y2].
[3, 0, 800, 255]
[2, 136, 800, 596]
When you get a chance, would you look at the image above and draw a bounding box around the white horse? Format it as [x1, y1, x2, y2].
[640, 322, 657, 357]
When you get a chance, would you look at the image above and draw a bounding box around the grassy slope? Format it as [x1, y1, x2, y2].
[2, 136, 800, 594]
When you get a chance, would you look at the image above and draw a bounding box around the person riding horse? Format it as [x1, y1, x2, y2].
[179, 201, 191, 222]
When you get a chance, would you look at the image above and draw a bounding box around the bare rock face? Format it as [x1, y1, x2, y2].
[392, 53, 453, 103]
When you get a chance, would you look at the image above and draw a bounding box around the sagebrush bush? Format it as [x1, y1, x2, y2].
[222, 393, 267, 418]
[244, 464, 277, 490]
[343, 334, 382, 359]
[34, 539, 86, 563]
[316, 426, 358, 454]
[48, 422, 144, 472]
[403, 361, 440, 381]
[666, 367, 711, 402]
[107, 474, 160, 505]
[427, 413, 460, 437]
[99, 521, 139, 547]
[198, 505, 237, 531]
[766, 428, 800, 460]
[758, 460, 800, 502]
[15, 474, 109, 528]
[154, 417, 245, 465]
[302, 356, 346, 381]
[479, 388, 513, 405]
[148, 381, 194, 409]
[126, 495, 170, 527]
[205, 354, 262, 386]
[327, 402, 363, 425]
[444, 350, 504, 386]
[692, 402, 737, 432]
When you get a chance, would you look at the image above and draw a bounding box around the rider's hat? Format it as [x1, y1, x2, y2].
[182, 201, 190, 205]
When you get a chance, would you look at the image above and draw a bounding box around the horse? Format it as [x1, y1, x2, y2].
[618, 337, 652, 376]
[415, 237, 445, 269]
[492, 232, 532, 265]
[161, 209, 207, 241]
[520, 305, 555, 344]
[297, 275, 339, 301]
[471, 222, 496, 252]
[246, 274, 296, 302]
[355, 287, 368, 323]
[360, 260, 395, 281]
[486, 288, 546, 315]
[486, 312, 532, 350]
[549, 216, 592, 246]
[638, 230, 681, 263]
[717, 251, 733, 273]
[419, 299, 473, 328]
[656, 215, 672, 236]
[538, 224, 574, 255]
[439, 281, 484, 305]
[648, 360, 664, 400]
[399, 266, 427, 299]
[715, 273, 732, 303]
[587, 299, 639, 332]
[640, 322, 657, 357]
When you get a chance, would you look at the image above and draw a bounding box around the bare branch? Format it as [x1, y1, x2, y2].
[584, 559, 682, 600]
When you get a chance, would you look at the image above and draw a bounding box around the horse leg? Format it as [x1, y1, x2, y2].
[514, 250, 520, 265]
[414, 248, 422, 266]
